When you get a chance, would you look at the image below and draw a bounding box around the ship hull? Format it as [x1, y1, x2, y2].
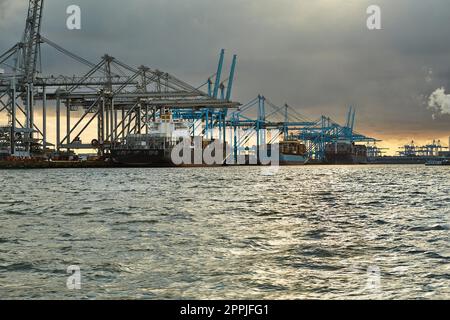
[110, 148, 224, 167]
[324, 154, 367, 164]
[111, 149, 175, 167]
[279, 154, 308, 165]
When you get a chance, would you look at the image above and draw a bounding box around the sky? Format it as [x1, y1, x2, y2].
[1, 0, 450, 153]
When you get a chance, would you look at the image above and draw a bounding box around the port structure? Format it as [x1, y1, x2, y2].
[398, 140, 448, 157]
[0, 0, 239, 159]
[366, 144, 388, 158]
[224, 96, 378, 162]
[0, 0, 379, 165]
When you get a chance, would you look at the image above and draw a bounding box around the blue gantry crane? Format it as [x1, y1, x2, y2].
[224, 97, 377, 162]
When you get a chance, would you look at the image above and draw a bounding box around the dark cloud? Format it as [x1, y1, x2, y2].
[0, 0, 11, 18]
[1, 0, 450, 144]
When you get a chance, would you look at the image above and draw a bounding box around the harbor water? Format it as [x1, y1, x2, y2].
[0, 165, 449, 299]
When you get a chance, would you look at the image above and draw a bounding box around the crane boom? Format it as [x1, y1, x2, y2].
[21, 0, 44, 83]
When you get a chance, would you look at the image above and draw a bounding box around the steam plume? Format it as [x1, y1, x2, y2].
[428, 87, 450, 119]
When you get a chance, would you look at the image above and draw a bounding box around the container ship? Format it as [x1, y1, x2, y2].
[278, 140, 308, 165]
[111, 111, 310, 166]
[110, 111, 192, 167]
[110, 110, 225, 167]
[325, 142, 368, 164]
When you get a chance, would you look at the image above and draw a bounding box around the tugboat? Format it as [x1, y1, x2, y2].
[425, 159, 450, 166]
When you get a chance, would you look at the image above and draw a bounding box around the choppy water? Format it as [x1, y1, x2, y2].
[0, 165, 449, 300]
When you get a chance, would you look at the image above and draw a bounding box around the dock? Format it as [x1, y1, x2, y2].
[1, 1, 448, 169]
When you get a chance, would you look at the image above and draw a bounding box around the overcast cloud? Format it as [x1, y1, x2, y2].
[1, 0, 450, 145]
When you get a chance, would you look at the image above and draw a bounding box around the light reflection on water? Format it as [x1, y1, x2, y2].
[0, 165, 449, 299]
